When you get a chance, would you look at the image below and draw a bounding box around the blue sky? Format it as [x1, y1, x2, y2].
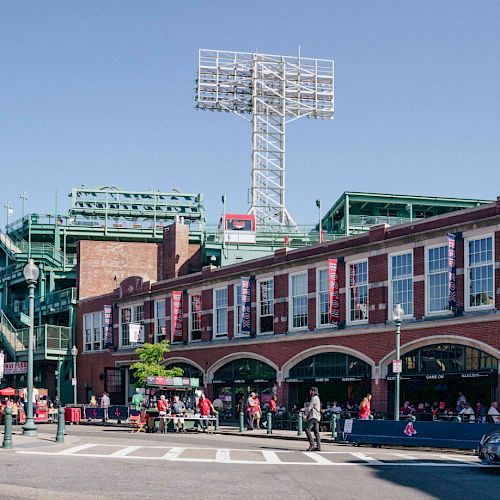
[1, 1, 500, 226]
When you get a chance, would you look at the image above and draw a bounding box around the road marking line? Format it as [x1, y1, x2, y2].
[161, 447, 185, 460]
[392, 453, 417, 460]
[262, 450, 282, 464]
[215, 449, 231, 463]
[304, 452, 333, 465]
[57, 444, 98, 455]
[108, 446, 141, 457]
[350, 452, 384, 464]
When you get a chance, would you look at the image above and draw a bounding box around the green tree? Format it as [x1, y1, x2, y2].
[130, 340, 183, 387]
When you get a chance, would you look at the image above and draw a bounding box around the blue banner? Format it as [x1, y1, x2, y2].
[447, 234, 457, 309]
[84, 407, 105, 420]
[240, 276, 252, 334]
[108, 405, 129, 421]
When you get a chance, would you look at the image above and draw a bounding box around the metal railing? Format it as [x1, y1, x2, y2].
[11, 287, 77, 316]
[0, 310, 25, 357]
[17, 324, 71, 353]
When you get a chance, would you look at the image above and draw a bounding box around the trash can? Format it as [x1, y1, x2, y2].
[64, 407, 81, 425]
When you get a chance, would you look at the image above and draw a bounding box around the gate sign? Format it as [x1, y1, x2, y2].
[393, 359, 402, 373]
[3, 361, 28, 375]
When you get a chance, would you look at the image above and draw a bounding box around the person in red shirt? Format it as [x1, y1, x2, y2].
[269, 395, 277, 413]
[198, 393, 216, 432]
[358, 393, 372, 420]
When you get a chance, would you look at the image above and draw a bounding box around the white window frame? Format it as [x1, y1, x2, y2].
[288, 271, 308, 331]
[257, 277, 274, 335]
[154, 299, 166, 343]
[346, 259, 369, 325]
[83, 311, 104, 352]
[388, 250, 414, 319]
[188, 293, 202, 343]
[119, 303, 145, 348]
[424, 242, 453, 317]
[316, 267, 335, 328]
[213, 287, 228, 338]
[464, 234, 495, 312]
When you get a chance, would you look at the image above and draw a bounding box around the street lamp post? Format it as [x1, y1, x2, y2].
[71, 345, 78, 405]
[22, 258, 39, 436]
[316, 199, 322, 242]
[4, 201, 13, 228]
[392, 303, 404, 421]
[20, 192, 28, 219]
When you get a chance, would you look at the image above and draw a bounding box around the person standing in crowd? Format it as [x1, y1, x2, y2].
[131, 388, 144, 409]
[246, 392, 256, 430]
[488, 401, 500, 423]
[269, 395, 277, 414]
[359, 393, 372, 420]
[100, 391, 111, 421]
[212, 395, 223, 413]
[304, 386, 322, 452]
[198, 393, 216, 432]
[251, 393, 262, 429]
[172, 395, 186, 432]
[456, 392, 467, 412]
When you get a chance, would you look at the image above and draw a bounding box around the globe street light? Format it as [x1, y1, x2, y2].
[22, 258, 39, 436]
[71, 345, 78, 405]
[392, 303, 404, 421]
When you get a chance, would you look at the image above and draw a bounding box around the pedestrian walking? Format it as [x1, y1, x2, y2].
[304, 387, 321, 452]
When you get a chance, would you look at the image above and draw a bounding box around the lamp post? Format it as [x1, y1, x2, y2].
[392, 303, 404, 421]
[316, 198, 322, 242]
[4, 201, 13, 228]
[20, 192, 28, 219]
[22, 258, 39, 436]
[71, 345, 78, 405]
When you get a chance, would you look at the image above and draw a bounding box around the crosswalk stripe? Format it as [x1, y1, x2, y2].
[108, 446, 141, 457]
[262, 450, 282, 464]
[392, 453, 417, 460]
[161, 447, 185, 460]
[215, 449, 231, 463]
[305, 452, 332, 465]
[350, 452, 384, 465]
[58, 444, 97, 455]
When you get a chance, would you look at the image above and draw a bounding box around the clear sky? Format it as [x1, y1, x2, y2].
[1, 1, 500, 226]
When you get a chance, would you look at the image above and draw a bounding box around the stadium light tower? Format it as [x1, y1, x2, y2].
[196, 49, 334, 228]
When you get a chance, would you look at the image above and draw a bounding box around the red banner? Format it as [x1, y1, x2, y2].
[328, 258, 340, 323]
[171, 291, 184, 341]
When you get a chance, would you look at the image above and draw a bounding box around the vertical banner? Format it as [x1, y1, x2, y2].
[240, 276, 252, 334]
[447, 233, 457, 310]
[103, 305, 113, 347]
[0, 350, 4, 379]
[171, 291, 184, 341]
[129, 324, 142, 344]
[328, 259, 340, 323]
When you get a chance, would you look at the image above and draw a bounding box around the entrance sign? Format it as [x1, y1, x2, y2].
[393, 360, 402, 374]
[3, 361, 28, 375]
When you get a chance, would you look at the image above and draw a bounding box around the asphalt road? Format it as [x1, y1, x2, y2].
[1, 426, 498, 500]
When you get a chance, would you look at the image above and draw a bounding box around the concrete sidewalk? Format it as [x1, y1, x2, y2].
[1, 429, 80, 451]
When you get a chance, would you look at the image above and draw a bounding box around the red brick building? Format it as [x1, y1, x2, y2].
[77, 198, 500, 416]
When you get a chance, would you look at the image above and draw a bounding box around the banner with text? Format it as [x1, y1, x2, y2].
[171, 291, 184, 341]
[129, 323, 144, 344]
[447, 233, 457, 310]
[240, 276, 252, 335]
[328, 258, 340, 323]
[103, 305, 113, 347]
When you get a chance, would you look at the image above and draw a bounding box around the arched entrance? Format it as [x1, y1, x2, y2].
[386, 343, 498, 414]
[286, 352, 372, 408]
[210, 357, 277, 420]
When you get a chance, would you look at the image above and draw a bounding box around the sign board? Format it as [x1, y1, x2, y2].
[4, 361, 28, 375]
[343, 419, 354, 434]
[71, 377, 77, 386]
[393, 360, 402, 374]
[0, 351, 4, 379]
[20, 312, 31, 327]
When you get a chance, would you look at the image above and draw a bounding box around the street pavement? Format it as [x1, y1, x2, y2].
[1, 425, 498, 500]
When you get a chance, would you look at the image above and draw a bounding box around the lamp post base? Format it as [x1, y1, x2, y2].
[22, 418, 38, 437]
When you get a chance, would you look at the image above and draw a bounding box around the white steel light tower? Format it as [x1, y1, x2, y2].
[196, 49, 334, 227]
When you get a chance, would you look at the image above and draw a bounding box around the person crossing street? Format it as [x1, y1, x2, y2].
[304, 387, 321, 452]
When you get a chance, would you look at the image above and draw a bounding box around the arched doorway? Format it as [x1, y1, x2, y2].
[211, 358, 277, 420]
[387, 343, 498, 414]
[286, 352, 372, 409]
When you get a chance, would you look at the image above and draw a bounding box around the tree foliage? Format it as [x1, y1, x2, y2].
[130, 340, 183, 387]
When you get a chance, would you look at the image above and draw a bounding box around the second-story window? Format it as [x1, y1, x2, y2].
[347, 260, 368, 323]
[426, 245, 450, 314]
[83, 311, 103, 352]
[258, 278, 274, 334]
[389, 252, 413, 316]
[290, 272, 308, 329]
[189, 293, 202, 342]
[120, 304, 144, 348]
[466, 235, 494, 310]
[214, 287, 228, 337]
[154, 300, 166, 343]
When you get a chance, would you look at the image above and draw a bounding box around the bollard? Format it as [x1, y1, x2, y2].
[215, 412, 219, 431]
[267, 411, 272, 435]
[56, 407, 65, 443]
[297, 410, 304, 436]
[239, 411, 245, 433]
[330, 413, 338, 440]
[2, 407, 13, 449]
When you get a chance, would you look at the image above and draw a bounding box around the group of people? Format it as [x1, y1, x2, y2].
[0, 398, 21, 424]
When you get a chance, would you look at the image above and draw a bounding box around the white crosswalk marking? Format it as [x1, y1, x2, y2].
[109, 446, 141, 457]
[58, 444, 98, 455]
[392, 453, 417, 460]
[306, 452, 332, 465]
[350, 452, 384, 465]
[215, 449, 231, 463]
[161, 447, 185, 460]
[261, 450, 282, 464]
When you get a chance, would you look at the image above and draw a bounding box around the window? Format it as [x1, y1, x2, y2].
[389, 252, 413, 316]
[189, 294, 202, 342]
[426, 245, 451, 314]
[317, 268, 332, 327]
[465, 235, 494, 310]
[120, 304, 144, 347]
[290, 272, 308, 329]
[154, 300, 166, 343]
[214, 288, 228, 337]
[258, 278, 274, 334]
[347, 260, 368, 323]
[83, 311, 104, 351]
